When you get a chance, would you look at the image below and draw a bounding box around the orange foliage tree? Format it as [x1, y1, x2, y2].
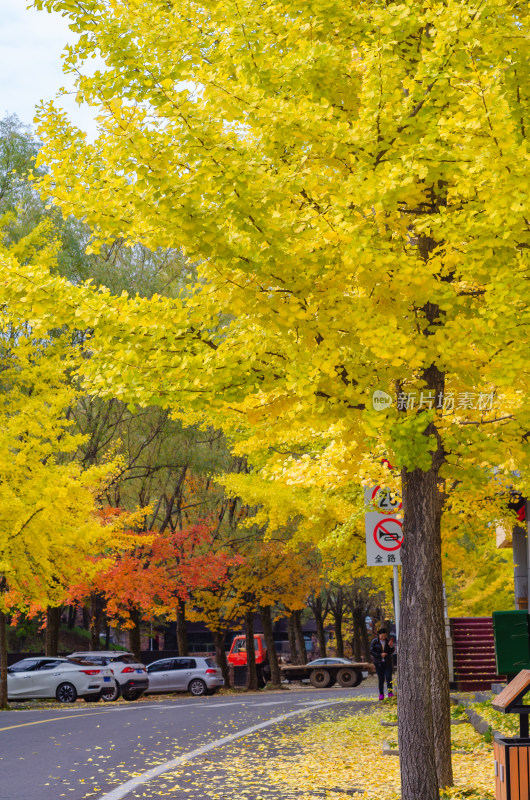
[69, 515, 238, 657]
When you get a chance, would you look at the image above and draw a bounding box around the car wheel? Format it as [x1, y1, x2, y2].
[352, 669, 363, 687]
[122, 690, 142, 701]
[101, 683, 120, 702]
[309, 668, 331, 688]
[337, 668, 359, 688]
[189, 679, 207, 697]
[56, 682, 78, 703]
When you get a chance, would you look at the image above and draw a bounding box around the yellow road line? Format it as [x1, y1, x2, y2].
[0, 698, 179, 733]
[0, 710, 109, 732]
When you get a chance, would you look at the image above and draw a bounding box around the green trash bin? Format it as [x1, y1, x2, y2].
[493, 610, 530, 675]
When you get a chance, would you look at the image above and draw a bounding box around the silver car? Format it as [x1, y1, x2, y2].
[146, 656, 224, 697]
[7, 657, 115, 703]
[68, 651, 148, 701]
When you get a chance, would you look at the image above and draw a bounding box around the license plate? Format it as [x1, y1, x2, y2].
[136, 669, 144, 673]
[104, 677, 111, 682]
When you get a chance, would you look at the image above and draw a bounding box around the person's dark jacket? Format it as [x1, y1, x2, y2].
[370, 637, 395, 667]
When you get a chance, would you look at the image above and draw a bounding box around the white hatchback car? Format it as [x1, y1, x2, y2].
[68, 651, 148, 701]
[7, 657, 115, 703]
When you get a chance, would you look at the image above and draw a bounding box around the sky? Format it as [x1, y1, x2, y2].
[0, 0, 97, 137]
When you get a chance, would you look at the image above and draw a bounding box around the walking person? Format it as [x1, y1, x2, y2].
[370, 627, 395, 700]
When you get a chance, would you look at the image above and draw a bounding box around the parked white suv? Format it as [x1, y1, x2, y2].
[7, 657, 115, 703]
[68, 651, 148, 701]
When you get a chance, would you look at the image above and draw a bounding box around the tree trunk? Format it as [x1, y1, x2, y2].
[176, 599, 188, 656]
[311, 596, 327, 658]
[213, 630, 231, 689]
[45, 606, 61, 656]
[0, 606, 7, 709]
[396, 253, 453, 798]
[244, 611, 258, 690]
[128, 607, 142, 660]
[399, 459, 448, 800]
[333, 612, 344, 657]
[430, 515, 454, 789]
[259, 605, 281, 686]
[89, 593, 103, 650]
[329, 586, 345, 658]
[352, 608, 363, 662]
[360, 614, 370, 661]
[286, 614, 299, 663]
[293, 610, 307, 664]
[67, 604, 77, 629]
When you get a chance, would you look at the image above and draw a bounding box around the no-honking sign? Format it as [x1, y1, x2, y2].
[373, 517, 403, 551]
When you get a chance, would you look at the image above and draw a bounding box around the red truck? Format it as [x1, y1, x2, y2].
[228, 634, 268, 666]
[228, 634, 371, 688]
[228, 634, 270, 686]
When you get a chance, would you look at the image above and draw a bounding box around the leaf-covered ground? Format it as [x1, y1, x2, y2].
[121, 699, 495, 800]
[213, 702, 495, 800]
[468, 699, 518, 737]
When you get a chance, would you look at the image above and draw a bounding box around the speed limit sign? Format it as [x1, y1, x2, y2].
[370, 486, 402, 513]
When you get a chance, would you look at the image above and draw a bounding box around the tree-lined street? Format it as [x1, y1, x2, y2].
[0, 688, 376, 800]
[1, 2, 530, 799]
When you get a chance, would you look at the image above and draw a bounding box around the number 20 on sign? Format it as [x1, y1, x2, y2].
[364, 486, 403, 567]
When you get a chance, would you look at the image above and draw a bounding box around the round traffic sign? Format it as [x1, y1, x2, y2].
[371, 486, 402, 513]
[373, 518, 403, 552]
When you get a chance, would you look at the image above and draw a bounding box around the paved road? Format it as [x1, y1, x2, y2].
[0, 685, 377, 800]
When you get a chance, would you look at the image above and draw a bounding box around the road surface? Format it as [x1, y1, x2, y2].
[0, 684, 378, 799]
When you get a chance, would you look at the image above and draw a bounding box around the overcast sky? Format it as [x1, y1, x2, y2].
[0, 0, 97, 136]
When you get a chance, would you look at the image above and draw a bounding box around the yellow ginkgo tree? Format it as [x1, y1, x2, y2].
[3, 0, 530, 795]
[0, 303, 118, 707]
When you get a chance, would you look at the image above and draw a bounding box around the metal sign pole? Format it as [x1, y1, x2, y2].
[526, 500, 530, 611]
[393, 565, 400, 641]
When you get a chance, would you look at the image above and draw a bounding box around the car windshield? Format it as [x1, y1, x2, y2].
[232, 637, 261, 653]
[109, 655, 138, 664]
[70, 655, 108, 665]
[8, 659, 41, 672]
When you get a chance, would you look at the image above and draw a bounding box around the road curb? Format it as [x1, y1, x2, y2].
[449, 693, 501, 740]
[464, 708, 501, 739]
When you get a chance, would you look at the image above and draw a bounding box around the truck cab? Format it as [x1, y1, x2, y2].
[227, 634, 267, 666]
